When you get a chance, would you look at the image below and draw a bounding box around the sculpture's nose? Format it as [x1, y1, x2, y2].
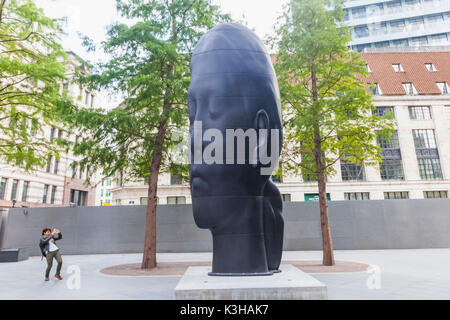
[191, 175, 208, 196]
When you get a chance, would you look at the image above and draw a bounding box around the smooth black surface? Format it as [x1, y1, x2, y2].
[188, 23, 284, 276]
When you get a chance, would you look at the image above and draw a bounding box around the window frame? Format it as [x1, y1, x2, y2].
[424, 191, 448, 199]
[384, 192, 409, 200]
[403, 83, 418, 95]
[409, 106, 432, 120]
[344, 192, 370, 201]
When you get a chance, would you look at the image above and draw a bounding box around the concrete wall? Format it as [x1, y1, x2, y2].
[1, 199, 450, 257]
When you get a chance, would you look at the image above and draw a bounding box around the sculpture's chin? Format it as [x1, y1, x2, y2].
[191, 196, 224, 229]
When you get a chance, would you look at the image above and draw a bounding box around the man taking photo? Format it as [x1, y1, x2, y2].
[39, 228, 63, 281]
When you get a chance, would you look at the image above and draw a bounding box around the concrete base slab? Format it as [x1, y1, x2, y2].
[0, 248, 29, 263]
[174, 264, 328, 300]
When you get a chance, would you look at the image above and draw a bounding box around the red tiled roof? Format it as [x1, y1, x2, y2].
[361, 52, 450, 96]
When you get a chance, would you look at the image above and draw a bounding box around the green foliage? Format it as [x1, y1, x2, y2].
[66, 0, 230, 184]
[270, 0, 394, 179]
[0, 0, 69, 170]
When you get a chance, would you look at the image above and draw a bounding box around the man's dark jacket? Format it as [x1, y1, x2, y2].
[39, 233, 62, 257]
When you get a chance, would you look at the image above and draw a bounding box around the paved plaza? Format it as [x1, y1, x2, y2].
[1, 249, 450, 300]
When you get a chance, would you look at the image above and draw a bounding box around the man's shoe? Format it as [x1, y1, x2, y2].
[44, 278, 49, 281]
[55, 275, 63, 280]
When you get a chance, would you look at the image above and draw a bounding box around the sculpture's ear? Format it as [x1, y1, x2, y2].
[252, 109, 269, 166]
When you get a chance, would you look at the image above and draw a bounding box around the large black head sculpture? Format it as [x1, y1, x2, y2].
[188, 23, 284, 276]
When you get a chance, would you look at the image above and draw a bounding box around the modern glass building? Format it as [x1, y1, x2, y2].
[345, 0, 450, 51]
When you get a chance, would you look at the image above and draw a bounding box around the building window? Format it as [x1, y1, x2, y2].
[377, 131, 400, 149]
[424, 191, 448, 199]
[410, 36, 428, 46]
[374, 41, 390, 49]
[71, 190, 87, 206]
[404, 0, 420, 7]
[355, 44, 372, 52]
[418, 159, 443, 180]
[373, 107, 394, 118]
[409, 106, 432, 120]
[425, 63, 437, 72]
[140, 197, 159, 205]
[426, 13, 444, 25]
[354, 25, 369, 38]
[384, 192, 409, 200]
[380, 159, 404, 180]
[49, 127, 55, 142]
[90, 94, 95, 108]
[105, 190, 111, 197]
[20, 181, 29, 202]
[54, 158, 59, 174]
[403, 83, 417, 95]
[50, 186, 57, 204]
[345, 192, 370, 201]
[341, 162, 365, 181]
[46, 156, 52, 173]
[386, 0, 402, 13]
[281, 194, 291, 202]
[412, 129, 442, 180]
[378, 131, 404, 180]
[271, 174, 282, 183]
[85, 90, 89, 105]
[170, 174, 182, 185]
[393, 39, 409, 47]
[370, 83, 382, 95]
[0, 178, 7, 200]
[445, 106, 450, 119]
[413, 129, 437, 149]
[392, 64, 404, 72]
[408, 16, 424, 30]
[367, 4, 384, 17]
[352, 6, 366, 19]
[167, 196, 186, 205]
[437, 82, 449, 94]
[387, 0, 402, 14]
[10, 179, 19, 201]
[371, 22, 387, 37]
[129, 201, 135, 205]
[304, 194, 331, 202]
[43, 184, 49, 204]
[390, 20, 406, 33]
[430, 33, 448, 45]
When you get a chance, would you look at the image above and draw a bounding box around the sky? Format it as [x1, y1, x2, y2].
[35, 0, 289, 63]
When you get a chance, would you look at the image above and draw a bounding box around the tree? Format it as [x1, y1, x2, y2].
[65, 0, 230, 269]
[0, 0, 69, 170]
[270, 0, 394, 266]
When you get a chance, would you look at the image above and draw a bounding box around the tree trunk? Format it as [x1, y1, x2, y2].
[141, 120, 167, 270]
[311, 67, 335, 267]
[316, 156, 335, 266]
